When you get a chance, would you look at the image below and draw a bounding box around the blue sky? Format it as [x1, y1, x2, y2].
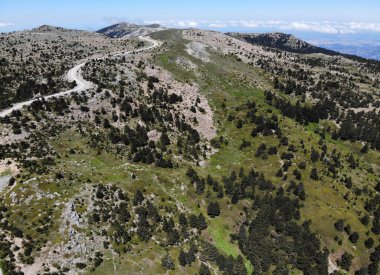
[1, 0, 380, 35]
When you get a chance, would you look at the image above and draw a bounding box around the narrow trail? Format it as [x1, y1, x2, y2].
[0, 36, 159, 118]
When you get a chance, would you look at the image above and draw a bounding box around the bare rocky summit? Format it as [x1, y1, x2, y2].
[97, 22, 166, 38]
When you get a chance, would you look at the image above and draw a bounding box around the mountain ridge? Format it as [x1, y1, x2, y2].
[96, 21, 166, 38]
[227, 32, 333, 54]
[227, 31, 380, 64]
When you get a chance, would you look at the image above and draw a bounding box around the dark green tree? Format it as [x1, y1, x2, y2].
[207, 202, 221, 218]
[310, 168, 319, 180]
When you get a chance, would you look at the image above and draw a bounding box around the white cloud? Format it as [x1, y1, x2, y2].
[0, 22, 13, 28]
[280, 21, 339, 34]
[239, 20, 259, 28]
[177, 20, 198, 28]
[208, 23, 227, 28]
[347, 22, 380, 32]
[102, 16, 129, 24]
[143, 20, 165, 25]
[108, 18, 380, 34]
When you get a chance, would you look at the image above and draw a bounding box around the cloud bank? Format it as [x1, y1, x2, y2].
[139, 19, 380, 34]
[0, 22, 14, 28]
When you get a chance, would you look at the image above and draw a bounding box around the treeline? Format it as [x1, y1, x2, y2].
[337, 110, 380, 150]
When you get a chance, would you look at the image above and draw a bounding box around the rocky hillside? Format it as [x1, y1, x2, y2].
[97, 22, 166, 38]
[0, 25, 137, 110]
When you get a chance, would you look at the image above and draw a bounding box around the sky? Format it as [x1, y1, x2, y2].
[1, 0, 380, 37]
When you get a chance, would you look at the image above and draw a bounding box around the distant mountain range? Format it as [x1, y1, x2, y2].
[313, 42, 380, 61]
[96, 22, 166, 38]
[227, 32, 333, 54]
[227, 32, 380, 62]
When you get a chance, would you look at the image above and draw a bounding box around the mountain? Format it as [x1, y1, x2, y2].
[227, 31, 380, 65]
[1, 25, 380, 275]
[97, 22, 166, 38]
[226, 32, 380, 64]
[227, 32, 340, 54]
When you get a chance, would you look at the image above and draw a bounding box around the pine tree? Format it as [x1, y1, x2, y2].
[360, 143, 369, 154]
[197, 214, 207, 230]
[179, 213, 187, 226]
[178, 250, 187, 266]
[310, 149, 320, 163]
[337, 252, 353, 271]
[348, 154, 357, 169]
[348, 232, 359, 243]
[236, 119, 243, 129]
[162, 254, 175, 270]
[199, 263, 211, 275]
[133, 189, 144, 206]
[207, 202, 221, 218]
[365, 237, 375, 249]
[310, 168, 318, 180]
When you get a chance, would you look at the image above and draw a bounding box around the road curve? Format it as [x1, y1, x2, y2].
[0, 36, 159, 118]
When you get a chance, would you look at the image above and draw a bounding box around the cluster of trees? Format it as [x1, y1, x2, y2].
[364, 191, 380, 236]
[91, 183, 208, 261]
[0, 236, 17, 274]
[337, 110, 380, 150]
[266, 86, 380, 152]
[161, 254, 175, 270]
[178, 244, 197, 267]
[234, 99, 281, 138]
[274, 77, 307, 96]
[29, 96, 71, 116]
[333, 219, 360, 244]
[201, 242, 246, 274]
[254, 143, 278, 159]
[266, 88, 380, 150]
[0, 52, 70, 109]
[265, 90, 337, 125]
[356, 244, 380, 275]
[0, 203, 37, 272]
[0, 123, 57, 175]
[91, 85, 205, 165]
[152, 87, 183, 105]
[186, 163, 328, 273]
[236, 191, 328, 273]
[186, 167, 275, 205]
[337, 252, 353, 271]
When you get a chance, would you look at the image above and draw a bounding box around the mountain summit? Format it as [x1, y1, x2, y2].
[97, 22, 166, 38]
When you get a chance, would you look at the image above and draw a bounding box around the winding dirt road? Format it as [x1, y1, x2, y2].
[0, 36, 159, 118]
